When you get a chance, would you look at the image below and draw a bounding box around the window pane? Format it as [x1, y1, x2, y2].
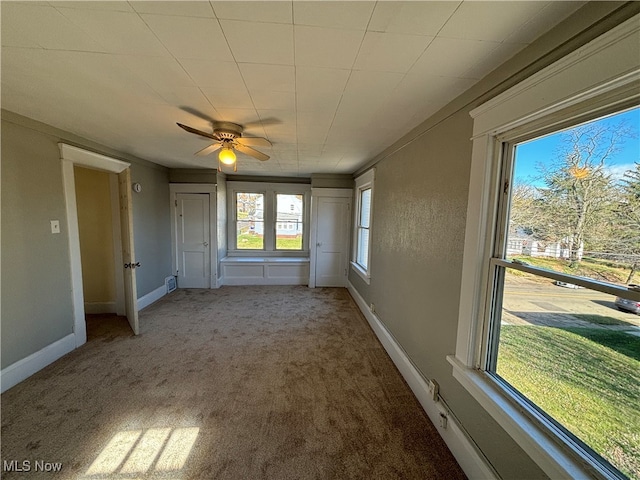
[495, 107, 640, 478]
[276, 194, 303, 250]
[236, 193, 264, 249]
[494, 267, 640, 478]
[506, 107, 640, 287]
[360, 188, 371, 228]
[357, 228, 369, 269]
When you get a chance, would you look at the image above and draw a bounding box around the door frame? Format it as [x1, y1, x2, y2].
[309, 188, 353, 288]
[169, 184, 218, 289]
[60, 143, 132, 346]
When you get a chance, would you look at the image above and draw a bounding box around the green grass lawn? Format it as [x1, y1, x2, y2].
[237, 234, 302, 250]
[497, 326, 640, 479]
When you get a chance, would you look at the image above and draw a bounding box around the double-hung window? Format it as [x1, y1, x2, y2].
[276, 194, 304, 251]
[352, 169, 374, 282]
[228, 182, 310, 254]
[451, 19, 640, 480]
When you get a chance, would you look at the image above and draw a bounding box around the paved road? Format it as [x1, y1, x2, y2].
[501, 278, 640, 336]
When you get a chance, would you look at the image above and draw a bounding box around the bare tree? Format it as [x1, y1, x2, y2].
[537, 122, 633, 263]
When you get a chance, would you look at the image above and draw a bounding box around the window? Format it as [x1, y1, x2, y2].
[276, 194, 303, 250]
[451, 19, 640, 480]
[236, 192, 264, 250]
[352, 169, 374, 282]
[488, 108, 639, 480]
[228, 182, 310, 254]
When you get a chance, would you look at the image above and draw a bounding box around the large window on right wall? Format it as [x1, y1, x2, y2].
[489, 106, 640, 480]
[451, 16, 640, 480]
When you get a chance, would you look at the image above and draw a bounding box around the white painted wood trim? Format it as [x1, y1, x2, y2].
[60, 143, 136, 347]
[470, 15, 640, 133]
[59, 143, 130, 173]
[310, 187, 353, 198]
[1, 334, 76, 393]
[347, 282, 497, 480]
[137, 284, 166, 311]
[110, 173, 125, 316]
[310, 189, 354, 288]
[61, 159, 87, 347]
[169, 184, 218, 288]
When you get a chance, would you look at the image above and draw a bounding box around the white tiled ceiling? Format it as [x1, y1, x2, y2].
[1, 1, 584, 177]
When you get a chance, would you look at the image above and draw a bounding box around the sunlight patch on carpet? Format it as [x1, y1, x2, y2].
[84, 427, 199, 477]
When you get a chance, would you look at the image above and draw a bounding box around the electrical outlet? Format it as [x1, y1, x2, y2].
[370, 303, 375, 313]
[428, 379, 439, 402]
[50, 220, 60, 234]
[439, 412, 448, 429]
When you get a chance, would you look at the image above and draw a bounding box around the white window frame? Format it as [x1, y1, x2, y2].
[448, 16, 640, 480]
[227, 181, 310, 256]
[351, 169, 375, 283]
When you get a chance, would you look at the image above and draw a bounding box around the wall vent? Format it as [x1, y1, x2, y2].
[165, 276, 177, 293]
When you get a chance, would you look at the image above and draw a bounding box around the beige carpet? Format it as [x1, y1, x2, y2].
[1, 286, 465, 479]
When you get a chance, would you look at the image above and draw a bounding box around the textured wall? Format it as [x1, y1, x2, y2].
[130, 163, 172, 297]
[1, 119, 74, 368]
[74, 166, 116, 304]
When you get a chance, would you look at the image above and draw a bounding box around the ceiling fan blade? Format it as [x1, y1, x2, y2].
[179, 107, 218, 125]
[195, 143, 222, 156]
[243, 117, 282, 129]
[176, 122, 218, 141]
[236, 136, 272, 147]
[235, 143, 270, 161]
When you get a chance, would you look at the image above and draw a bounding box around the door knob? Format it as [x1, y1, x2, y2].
[316, 242, 322, 247]
[203, 242, 209, 246]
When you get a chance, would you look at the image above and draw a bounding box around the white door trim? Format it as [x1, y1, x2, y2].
[309, 188, 353, 288]
[59, 143, 131, 347]
[169, 184, 218, 288]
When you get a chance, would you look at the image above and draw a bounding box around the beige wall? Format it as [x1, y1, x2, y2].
[1, 111, 172, 369]
[74, 166, 116, 305]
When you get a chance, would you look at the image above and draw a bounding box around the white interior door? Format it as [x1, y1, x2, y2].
[118, 168, 139, 335]
[315, 196, 351, 287]
[176, 193, 211, 288]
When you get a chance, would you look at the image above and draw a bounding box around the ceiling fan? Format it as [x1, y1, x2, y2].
[177, 120, 272, 172]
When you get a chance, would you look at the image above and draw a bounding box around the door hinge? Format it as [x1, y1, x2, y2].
[175, 199, 178, 207]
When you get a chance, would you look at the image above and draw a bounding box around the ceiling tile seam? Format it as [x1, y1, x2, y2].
[500, 1, 551, 46]
[49, 5, 163, 58]
[315, 4, 375, 163]
[105, 12, 208, 115]
[212, 13, 265, 130]
[209, 1, 294, 25]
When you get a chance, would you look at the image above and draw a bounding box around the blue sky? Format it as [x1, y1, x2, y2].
[514, 106, 640, 186]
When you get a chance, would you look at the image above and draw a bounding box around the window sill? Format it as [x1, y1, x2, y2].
[446, 355, 616, 480]
[350, 262, 370, 285]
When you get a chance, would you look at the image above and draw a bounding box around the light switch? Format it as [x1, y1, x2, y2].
[50, 220, 60, 234]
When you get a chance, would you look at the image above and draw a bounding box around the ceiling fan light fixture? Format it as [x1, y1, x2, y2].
[219, 145, 236, 165]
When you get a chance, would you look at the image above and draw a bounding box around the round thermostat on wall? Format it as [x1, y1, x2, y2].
[132, 182, 142, 193]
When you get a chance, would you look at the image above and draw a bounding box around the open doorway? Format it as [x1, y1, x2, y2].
[60, 143, 139, 347]
[74, 166, 130, 341]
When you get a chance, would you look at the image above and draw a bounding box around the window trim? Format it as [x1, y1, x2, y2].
[351, 169, 375, 283]
[450, 15, 640, 480]
[226, 181, 310, 256]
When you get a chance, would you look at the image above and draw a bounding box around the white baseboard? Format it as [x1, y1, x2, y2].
[137, 284, 166, 311]
[84, 301, 116, 314]
[347, 282, 498, 480]
[1, 334, 76, 393]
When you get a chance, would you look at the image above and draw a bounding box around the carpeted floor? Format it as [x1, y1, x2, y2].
[1, 286, 466, 479]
